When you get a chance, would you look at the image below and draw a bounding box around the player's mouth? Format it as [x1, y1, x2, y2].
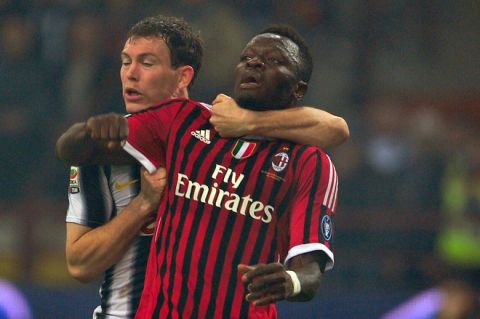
[124, 88, 143, 101]
[239, 75, 261, 89]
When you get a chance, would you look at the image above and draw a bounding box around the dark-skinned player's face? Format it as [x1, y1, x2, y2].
[233, 33, 303, 111]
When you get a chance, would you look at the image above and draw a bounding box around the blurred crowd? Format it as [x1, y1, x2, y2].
[0, 0, 478, 303]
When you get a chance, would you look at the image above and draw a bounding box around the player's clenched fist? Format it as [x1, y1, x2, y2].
[210, 94, 253, 137]
[85, 113, 128, 149]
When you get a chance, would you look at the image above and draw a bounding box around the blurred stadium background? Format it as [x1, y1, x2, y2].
[0, 0, 479, 318]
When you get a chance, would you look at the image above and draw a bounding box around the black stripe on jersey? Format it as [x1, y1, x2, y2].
[130, 165, 141, 194]
[124, 164, 144, 318]
[104, 165, 111, 180]
[153, 103, 203, 318]
[100, 265, 115, 317]
[80, 165, 108, 227]
[103, 165, 118, 219]
[303, 150, 322, 242]
[129, 236, 151, 318]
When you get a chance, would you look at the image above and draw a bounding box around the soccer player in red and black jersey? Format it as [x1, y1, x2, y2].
[57, 23, 343, 319]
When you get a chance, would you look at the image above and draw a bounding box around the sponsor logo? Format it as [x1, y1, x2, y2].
[191, 129, 211, 144]
[174, 164, 274, 223]
[114, 179, 138, 191]
[272, 152, 289, 172]
[321, 215, 332, 241]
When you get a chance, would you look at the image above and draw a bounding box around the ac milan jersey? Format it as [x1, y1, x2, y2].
[123, 98, 338, 319]
[66, 164, 155, 318]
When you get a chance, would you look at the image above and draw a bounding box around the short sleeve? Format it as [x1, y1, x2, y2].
[123, 101, 182, 173]
[66, 166, 112, 227]
[285, 151, 338, 271]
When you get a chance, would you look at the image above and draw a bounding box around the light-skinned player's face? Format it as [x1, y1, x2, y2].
[120, 36, 182, 113]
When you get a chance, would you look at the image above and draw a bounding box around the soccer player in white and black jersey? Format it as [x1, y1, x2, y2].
[61, 16, 203, 319]
[58, 24, 342, 318]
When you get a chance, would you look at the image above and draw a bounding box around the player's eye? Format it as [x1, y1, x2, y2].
[240, 55, 252, 62]
[266, 57, 281, 65]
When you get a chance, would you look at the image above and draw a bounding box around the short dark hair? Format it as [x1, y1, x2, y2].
[259, 24, 313, 83]
[127, 15, 204, 87]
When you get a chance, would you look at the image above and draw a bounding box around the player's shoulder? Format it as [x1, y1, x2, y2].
[289, 143, 335, 165]
[129, 98, 210, 115]
[290, 143, 328, 157]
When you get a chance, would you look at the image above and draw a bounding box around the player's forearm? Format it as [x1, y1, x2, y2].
[56, 122, 95, 165]
[247, 107, 349, 148]
[57, 114, 135, 166]
[67, 196, 156, 282]
[287, 253, 325, 301]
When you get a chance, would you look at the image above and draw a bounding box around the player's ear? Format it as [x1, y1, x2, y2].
[294, 80, 308, 101]
[176, 65, 194, 90]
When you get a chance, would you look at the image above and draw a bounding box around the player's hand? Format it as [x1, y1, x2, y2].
[85, 113, 128, 150]
[210, 94, 253, 137]
[138, 167, 167, 216]
[238, 262, 294, 306]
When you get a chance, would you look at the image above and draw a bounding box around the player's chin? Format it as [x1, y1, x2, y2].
[235, 94, 266, 111]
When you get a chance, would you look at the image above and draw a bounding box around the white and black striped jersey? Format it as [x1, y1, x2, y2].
[66, 165, 154, 319]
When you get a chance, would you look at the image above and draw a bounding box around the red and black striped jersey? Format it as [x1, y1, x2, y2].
[124, 98, 338, 319]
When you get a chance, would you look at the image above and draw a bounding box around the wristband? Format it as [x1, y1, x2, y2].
[285, 270, 301, 297]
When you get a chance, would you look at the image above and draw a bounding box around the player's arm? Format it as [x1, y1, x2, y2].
[56, 113, 134, 166]
[238, 251, 328, 306]
[66, 168, 165, 282]
[210, 94, 349, 148]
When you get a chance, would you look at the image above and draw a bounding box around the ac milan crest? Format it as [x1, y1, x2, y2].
[272, 152, 289, 172]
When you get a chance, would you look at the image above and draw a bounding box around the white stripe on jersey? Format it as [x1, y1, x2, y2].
[199, 102, 212, 111]
[327, 165, 338, 210]
[331, 166, 339, 212]
[322, 156, 335, 208]
[123, 141, 157, 174]
[323, 155, 338, 211]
